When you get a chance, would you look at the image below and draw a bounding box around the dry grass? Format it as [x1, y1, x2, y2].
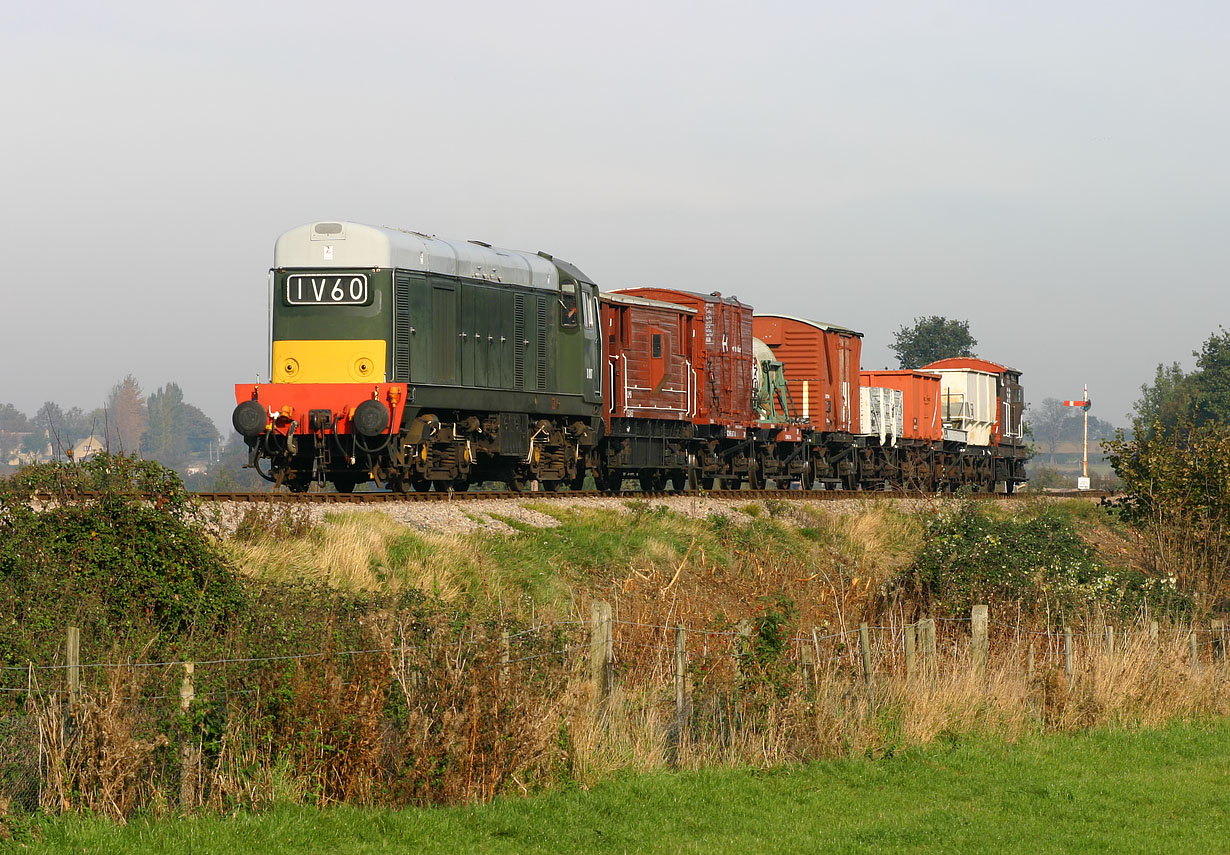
[560, 613, 1230, 784]
[227, 512, 476, 599]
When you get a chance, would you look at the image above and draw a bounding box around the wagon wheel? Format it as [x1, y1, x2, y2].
[639, 470, 665, 492]
[745, 461, 765, 491]
[603, 469, 624, 493]
[799, 460, 816, 491]
[667, 470, 689, 492]
[699, 476, 716, 491]
[505, 466, 528, 492]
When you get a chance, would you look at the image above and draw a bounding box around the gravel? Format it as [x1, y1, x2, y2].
[208, 493, 950, 537]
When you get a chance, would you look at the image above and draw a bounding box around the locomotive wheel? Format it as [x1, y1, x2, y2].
[568, 470, 587, 491]
[431, 479, 453, 492]
[331, 475, 359, 493]
[284, 472, 312, 493]
[452, 476, 470, 492]
[541, 480, 562, 492]
[411, 477, 432, 492]
[699, 477, 715, 491]
[603, 470, 624, 493]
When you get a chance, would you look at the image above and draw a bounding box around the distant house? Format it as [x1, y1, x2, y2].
[71, 436, 106, 461]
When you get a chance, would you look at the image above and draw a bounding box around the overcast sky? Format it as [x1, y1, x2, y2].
[3, 1, 1227, 437]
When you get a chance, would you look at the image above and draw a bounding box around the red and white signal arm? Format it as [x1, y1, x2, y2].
[1063, 400, 1091, 410]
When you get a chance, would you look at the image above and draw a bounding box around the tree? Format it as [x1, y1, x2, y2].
[0, 404, 32, 465]
[106, 375, 148, 455]
[145, 383, 188, 467]
[34, 402, 94, 459]
[20, 433, 48, 456]
[182, 404, 220, 457]
[0, 404, 32, 433]
[1134, 362, 1197, 437]
[1028, 398, 1072, 464]
[1193, 326, 1230, 424]
[889, 316, 977, 369]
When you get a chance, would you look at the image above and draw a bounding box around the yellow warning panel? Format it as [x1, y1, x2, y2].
[272, 340, 386, 384]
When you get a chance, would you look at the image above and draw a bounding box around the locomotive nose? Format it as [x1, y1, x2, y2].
[232, 400, 268, 437]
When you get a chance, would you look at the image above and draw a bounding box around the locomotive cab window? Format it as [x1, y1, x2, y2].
[559, 283, 579, 328]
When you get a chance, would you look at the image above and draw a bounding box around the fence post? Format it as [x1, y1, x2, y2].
[674, 626, 687, 720]
[1027, 643, 1035, 681]
[1064, 628, 1073, 682]
[179, 662, 198, 810]
[858, 622, 874, 708]
[1149, 620, 1159, 644]
[590, 601, 613, 704]
[1190, 631, 1200, 673]
[920, 618, 936, 676]
[801, 642, 816, 691]
[500, 630, 511, 682]
[1212, 620, 1225, 663]
[666, 625, 688, 766]
[971, 605, 988, 679]
[904, 623, 916, 680]
[734, 619, 752, 681]
[1105, 626, 1115, 657]
[66, 626, 80, 705]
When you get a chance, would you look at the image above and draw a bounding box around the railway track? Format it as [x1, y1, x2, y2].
[183, 489, 1111, 504]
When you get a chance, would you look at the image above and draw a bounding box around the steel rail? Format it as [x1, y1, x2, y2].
[21, 488, 1108, 504]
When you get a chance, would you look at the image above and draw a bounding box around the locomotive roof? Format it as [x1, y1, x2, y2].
[273, 222, 595, 291]
[753, 313, 863, 338]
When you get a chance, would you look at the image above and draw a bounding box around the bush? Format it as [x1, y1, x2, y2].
[0, 454, 244, 662]
[1106, 422, 1230, 612]
[893, 501, 1184, 621]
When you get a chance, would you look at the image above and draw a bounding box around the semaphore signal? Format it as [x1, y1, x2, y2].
[1063, 385, 1092, 490]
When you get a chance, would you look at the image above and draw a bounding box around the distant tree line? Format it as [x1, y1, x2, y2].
[1027, 398, 1118, 464]
[0, 376, 222, 472]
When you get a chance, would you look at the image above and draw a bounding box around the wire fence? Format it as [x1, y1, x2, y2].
[2, 604, 1228, 819]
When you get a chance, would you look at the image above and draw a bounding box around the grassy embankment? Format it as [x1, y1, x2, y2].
[5, 466, 1219, 823]
[19, 718, 1230, 853]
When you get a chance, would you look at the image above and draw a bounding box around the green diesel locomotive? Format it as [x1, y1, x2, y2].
[233, 221, 604, 491]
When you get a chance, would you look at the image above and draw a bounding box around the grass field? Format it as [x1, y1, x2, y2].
[15, 718, 1229, 854]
